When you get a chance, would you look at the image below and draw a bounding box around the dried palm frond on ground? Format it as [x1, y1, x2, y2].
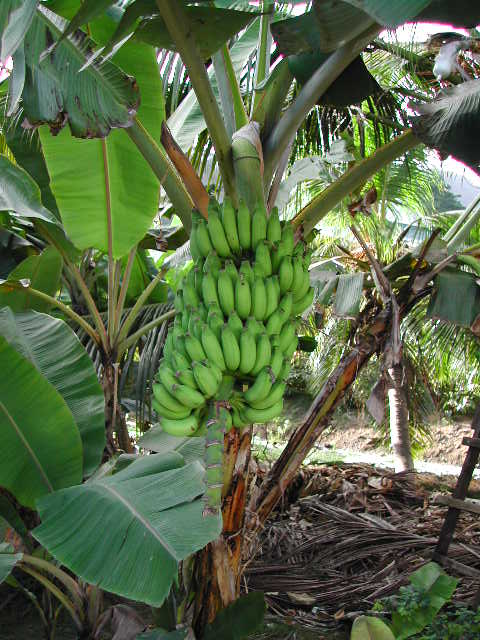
[245, 463, 480, 632]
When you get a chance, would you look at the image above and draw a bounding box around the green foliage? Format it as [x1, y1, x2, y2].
[373, 562, 458, 640]
[0, 247, 62, 312]
[33, 456, 222, 606]
[204, 592, 266, 640]
[351, 616, 395, 640]
[0, 542, 22, 584]
[0, 335, 83, 508]
[0, 308, 105, 475]
[411, 606, 480, 640]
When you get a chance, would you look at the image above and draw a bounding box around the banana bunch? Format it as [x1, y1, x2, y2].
[153, 198, 313, 511]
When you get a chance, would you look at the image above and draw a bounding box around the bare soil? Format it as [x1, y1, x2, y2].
[317, 410, 475, 467]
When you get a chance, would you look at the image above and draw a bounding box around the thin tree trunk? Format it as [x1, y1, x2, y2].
[387, 362, 413, 472]
[192, 427, 252, 637]
[103, 363, 134, 455]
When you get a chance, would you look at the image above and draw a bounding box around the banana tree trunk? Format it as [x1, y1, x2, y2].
[102, 362, 134, 455]
[387, 362, 413, 472]
[192, 427, 252, 637]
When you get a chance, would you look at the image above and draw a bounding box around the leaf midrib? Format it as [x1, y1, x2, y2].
[0, 400, 54, 493]
[101, 484, 178, 559]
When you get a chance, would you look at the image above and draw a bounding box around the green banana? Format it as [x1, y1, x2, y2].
[202, 270, 220, 307]
[251, 332, 271, 375]
[232, 407, 249, 429]
[266, 207, 282, 242]
[255, 242, 272, 277]
[221, 324, 241, 371]
[201, 324, 227, 371]
[270, 346, 283, 377]
[196, 218, 213, 257]
[157, 365, 177, 390]
[235, 275, 251, 320]
[292, 287, 314, 316]
[183, 280, 199, 308]
[159, 414, 199, 437]
[192, 361, 219, 397]
[251, 204, 267, 250]
[227, 312, 243, 342]
[278, 292, 293, 319]
[246, 316, 263, 337]
[244, 366, 275, 404]
[293, 270, 310, 303]
[271, 240, 288, 273]
[185, 333, 207, 362]
[172, 352, 190, 371]
[239, 327, 257, 374]
[163, 332, 173, 360]
[279, 359, 291, 380]
[291, 255, 305, 295]
[249, 380, 286, 409]
[304, 249, 313, 269]
[218, 269, 235, 316]
[203, 359, 222, 385]
[284, 335, 299, 359]
[243, 398, 283, 423]
[265, 277, 278, 319]
[281, 224, 294, 256]
[181, 309, 190, 332]
[153, 398, 191, 420]
[237, 200, 251, 250]
[272, 275, 281, 299]
[175, 367, 198, 390]
[175, 335, 189, 360]
[266, 309, 284, 336]
[251, 277, 267, 321]
[171, 383, 205, 409]
[208, 310, 224, 341]
[279, 322, 296, 353]
[208, 208, 231, 258]
[225, 259, 239, 284]
[239, 260, 254, 286]
[204, 251, 221, 279]
[221, 197, 240, 254]
[194, 266, 203, 298]
[279, 257, 293, 294]
[189, 222, 201, 261]
[153, 382, 187, 413]
[197, 303, 208, 321]
[174, 291, 184, 314]
[188, 314, 202, 341]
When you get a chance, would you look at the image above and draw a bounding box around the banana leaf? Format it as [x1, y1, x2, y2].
[0, 308, 105, 476]
[0, 337, 83, 508]
[34, 459, 222, 606]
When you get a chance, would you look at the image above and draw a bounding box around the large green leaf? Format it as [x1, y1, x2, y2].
[412, 79, 480, 175]
[19, 5, 139, 137]
[5, 128, 59, 219]
[0, 246, 62, 312]
[417, 1, 480, 27]
[0, 308, 105, 477]
[34, 459, 222, 606]
[0, 155, 58, 224]
[0, 543, 23, 585]
[138, 428, 206, 466]
[39, 17, 164, 258]
[392, 562, 457, 640]
[343, 0, 432, 27]
[0, 0, 38, 60]
[135, 6, 257, 60]
[427, 269, 480, 328]
[0, 337, 83, 508]
[334, 273, 364, 318]
[168, 18, 260, 150]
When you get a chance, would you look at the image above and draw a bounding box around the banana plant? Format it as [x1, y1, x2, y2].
[1, 1, 480, 637]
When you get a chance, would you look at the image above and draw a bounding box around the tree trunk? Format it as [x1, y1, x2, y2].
[192, 427, 252, 637]
[248, 304, 392, 527]
[387, 362, 413, 472]
[103, 363, 134, 455]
